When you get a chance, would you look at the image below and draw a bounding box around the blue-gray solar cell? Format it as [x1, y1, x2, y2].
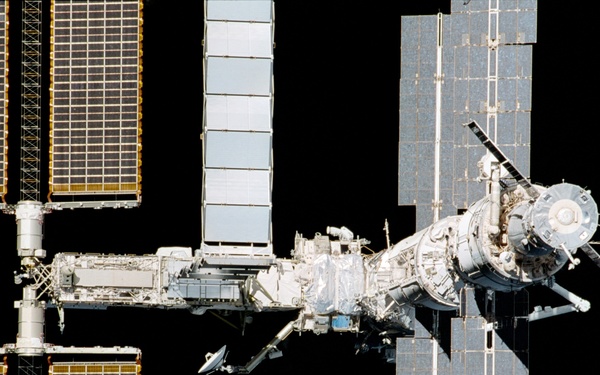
[453, 79, 468, 111]
[495, 352, 528, 375]
[398, 143, 417, 204]
[416, 207, 431, 230]
[400, 52, 418, 79]
[447, 12, 467, 46]
[453, 0, 490, 13]
[441, 86, 454, 113]
[400, 17, 421, 50]
[466, 318, 486, 350]
[398, 185, 416, 206]
[497, 112, 517, 146]
[440, 142, 454, 178]
[498, 79, 518, 112]
[472, 13, 488, 42]
[515, 145, 530, 175]
[417, 166, 434, 192]
[517, 76, 533, 110]
[451, 353, 466, 375]
[416, 353, 433, 369]
[518, 45, 534, 77]
[466, 352, 486, 372]
[439, 190, 455, 221]
[517, 112, 531, 143]
[417, 119, 435, 141]
[400, 122, 417, 141]
[468, 79, 487, 112]
[451, 318, 465, 350]
[498, 45, 519, 77]
[518, 10, 537, 43]
[500, 11, 519, 43]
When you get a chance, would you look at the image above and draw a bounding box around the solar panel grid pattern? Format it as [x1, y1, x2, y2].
[399, 2, 536, 231]
[50, 0, 141, 196]
[0, 2, 6, 198]
[49, 362, 140, 374]
[202, 1, 274, 247]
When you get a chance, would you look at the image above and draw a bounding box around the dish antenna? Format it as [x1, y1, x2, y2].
[198, 345, 230, 374]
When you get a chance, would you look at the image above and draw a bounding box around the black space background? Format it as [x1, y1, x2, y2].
[1, 1, 598, 374]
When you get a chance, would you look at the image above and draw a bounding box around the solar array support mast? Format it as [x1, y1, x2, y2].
[20, 0, 42, 202]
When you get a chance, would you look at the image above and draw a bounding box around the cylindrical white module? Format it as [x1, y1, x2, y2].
[15, 201, 44, 258]
[15, 286, 45, 356]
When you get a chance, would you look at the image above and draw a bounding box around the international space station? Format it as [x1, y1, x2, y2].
[0, 0, 598, 374]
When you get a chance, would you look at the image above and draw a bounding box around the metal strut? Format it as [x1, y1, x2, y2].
[465, 120, 539, 199]
[20, 0, 43, 202]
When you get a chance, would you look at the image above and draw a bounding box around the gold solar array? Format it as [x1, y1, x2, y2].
[49, 362, 140, 375]
[49, 0, 142, 198]
[0, 1, 7, 201]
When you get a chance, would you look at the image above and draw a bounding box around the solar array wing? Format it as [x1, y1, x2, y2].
[450, 288, 529, 375]
[399, 0, 537, 231]
[396, 309, 452, 374]
[201, 0, 274, 257]
[49, 362, 140, 375]
[49, 0, 142, 201]
[0, 2, 6, 201]
[396, 289, 529, 375]
[579, 243, 600, 269]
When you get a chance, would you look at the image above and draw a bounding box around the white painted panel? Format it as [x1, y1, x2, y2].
[205, 95, 272, 131]
[207, 0, 272, 22]
[205, 169, 271, 205]
[206, 57, 272, 95]
[204, 205, 271, 243]
[207, 21, 272, 58]
[205, 130, 271, 169]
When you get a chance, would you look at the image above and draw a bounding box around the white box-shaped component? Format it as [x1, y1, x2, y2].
[205, 130, 271, 169]
[206, 0, 272, 22]
[205, 95, 272, 131]
[207, 21, 272, 58]
[206, 57, 272, 95]
[205, 169, 271, 205]
[73, 269, 154, 288]
[204, 205, 270, 243]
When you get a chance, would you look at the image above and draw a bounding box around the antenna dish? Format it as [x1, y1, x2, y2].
[198, 345, 227, 374]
